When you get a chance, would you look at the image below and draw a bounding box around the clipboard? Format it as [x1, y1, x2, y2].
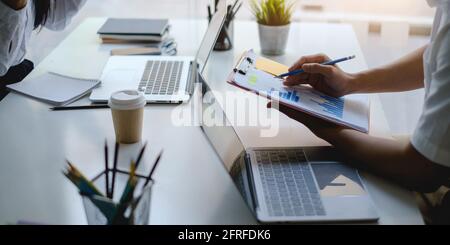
[226, 50, 370, 133]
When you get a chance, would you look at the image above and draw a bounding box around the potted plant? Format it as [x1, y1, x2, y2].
[250, 0, 296, 55]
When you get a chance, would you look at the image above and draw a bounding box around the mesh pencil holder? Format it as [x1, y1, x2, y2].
[81, 170, 153, 225]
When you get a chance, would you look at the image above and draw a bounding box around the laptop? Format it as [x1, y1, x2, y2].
[89, 0, 227, 103]
[199, 76, 379, 223]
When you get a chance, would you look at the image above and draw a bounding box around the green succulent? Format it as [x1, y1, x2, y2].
[250, 0, 296, 26]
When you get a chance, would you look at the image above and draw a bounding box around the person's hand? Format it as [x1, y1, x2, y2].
[2, 0, 28, 10]
[284, 54, 357, 97]
[267, 101, 347, 139]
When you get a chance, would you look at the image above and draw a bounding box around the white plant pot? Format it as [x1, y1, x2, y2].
[258, 23, 290, 56]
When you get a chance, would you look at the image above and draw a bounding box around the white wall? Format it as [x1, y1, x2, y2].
[301, 0, 435, 17]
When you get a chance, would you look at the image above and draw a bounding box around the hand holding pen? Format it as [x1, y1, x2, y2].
[282, 54, 357, 98]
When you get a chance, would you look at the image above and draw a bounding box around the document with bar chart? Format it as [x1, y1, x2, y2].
[227, 50, 370, 133]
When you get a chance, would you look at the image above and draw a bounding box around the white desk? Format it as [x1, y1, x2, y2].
[0, 18, 424, 225]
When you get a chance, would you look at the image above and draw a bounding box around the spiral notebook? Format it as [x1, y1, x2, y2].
[227, 50, 370, 133]
[7, 72, 100, 106]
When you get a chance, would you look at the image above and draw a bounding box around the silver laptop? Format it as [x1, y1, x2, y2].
[90, 0, 227, 103]
[199, 77, 379, 223]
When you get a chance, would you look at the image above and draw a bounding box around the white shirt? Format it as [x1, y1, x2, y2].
[411, 0, 450, 167]
[0, 0, 86, 76]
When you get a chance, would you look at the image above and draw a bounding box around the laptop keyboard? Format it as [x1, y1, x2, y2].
[138, 60, 183, 95]
[255, 149, 326, 217]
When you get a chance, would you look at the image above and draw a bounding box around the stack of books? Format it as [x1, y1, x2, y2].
[98, 18, 170, 43]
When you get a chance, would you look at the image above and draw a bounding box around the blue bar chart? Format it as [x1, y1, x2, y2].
[310, 93, 344, 118]
[269, 88, 300, 103]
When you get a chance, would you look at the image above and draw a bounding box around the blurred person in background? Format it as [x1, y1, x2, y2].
[0, 0, 86, 100]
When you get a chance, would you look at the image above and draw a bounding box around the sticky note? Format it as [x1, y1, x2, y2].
[248, 74, 258, 85]
[255, 57, 289, 76]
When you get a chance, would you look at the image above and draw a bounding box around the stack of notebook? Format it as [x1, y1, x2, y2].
[98, 18, 170, 43]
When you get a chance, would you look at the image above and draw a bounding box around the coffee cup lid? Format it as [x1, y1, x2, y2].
[108, 90, 146, 110]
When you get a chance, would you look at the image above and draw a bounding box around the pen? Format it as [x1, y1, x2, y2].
[275, 55, 356, 78]
[51, 104, 109, 111]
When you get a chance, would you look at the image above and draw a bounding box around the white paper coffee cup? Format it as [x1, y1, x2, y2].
[108, 90, 146, 144]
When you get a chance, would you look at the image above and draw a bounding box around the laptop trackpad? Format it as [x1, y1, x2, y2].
[102, 69, 139, 90]
[310, 162, 366, 197]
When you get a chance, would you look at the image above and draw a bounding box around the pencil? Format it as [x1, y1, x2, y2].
[135, 142, 148, 169]
[207, 5, 212, 22]
[111, 161, 138, 224]
[64, 160, 103, 196]
[119, 161, 137, 204]
[229, 0, 239, 15]
[111, 142, 120, 199]
[104, 140, 110, 198]
[50, 104, 109, 111]
[230, 2, 242, 21]
[144, 150, 163, 187]
[227, 5, 232, 23]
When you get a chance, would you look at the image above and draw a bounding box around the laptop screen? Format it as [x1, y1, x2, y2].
[200, 78, 246, 172]
[195, 0, 227, 74]
[200, 74, 256, 211]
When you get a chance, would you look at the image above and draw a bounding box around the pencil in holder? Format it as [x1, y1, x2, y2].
[213, 19, 234, 51]
[209, 0, 242, 51]
[64, 141, 162, 225]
